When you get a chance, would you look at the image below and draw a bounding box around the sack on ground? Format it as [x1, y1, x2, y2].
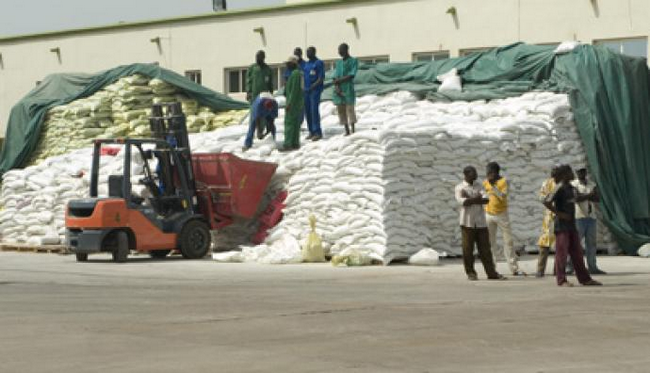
[301, 215, 326, 262]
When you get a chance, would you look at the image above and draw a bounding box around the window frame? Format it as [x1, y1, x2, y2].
[224, 66, 248, 94]
[270, 64, 285, 90]
[593, 37, 648, 59]
[184, 70, 202, 85]
[224, 63, 289, 94]
[323, 60, 337, 72]
[357, 55, 390, 64]
[458, 47, 495, 57]
[411, 51, 451, 62]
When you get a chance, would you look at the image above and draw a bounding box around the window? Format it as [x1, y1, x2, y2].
[321, 56, 388, 71]
[224, 64, 286, 94]
[358, 55, 390, 64]
[270, 64, 293, 90]
[271, 65, 283, 89]
[324, 60, 337, 72]
[225, 67, 247, 93]
[184, 70, 202, 85]
[594, 37, 647, 58]
[212, 0, 227, 11]
[280, 66, 289, 85]
[459, 47, 494, 57]
[412, 51, 450, 62]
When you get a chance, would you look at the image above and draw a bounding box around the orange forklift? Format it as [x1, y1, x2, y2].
[65, 102, 277, 262]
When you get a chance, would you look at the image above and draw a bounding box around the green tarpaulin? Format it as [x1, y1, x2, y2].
[324, 43, 650, 253]
[0, 63, 248, 176]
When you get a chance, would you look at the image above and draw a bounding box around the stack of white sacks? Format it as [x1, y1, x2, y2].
[195, 91, 616, 263]
[0, 90, 615, 263]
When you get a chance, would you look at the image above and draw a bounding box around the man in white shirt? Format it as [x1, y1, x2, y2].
[455, 166, 505, 281]
[571, 168, 606, 275]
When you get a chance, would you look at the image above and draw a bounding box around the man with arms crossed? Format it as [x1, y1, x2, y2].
[456, 166, 505, 281]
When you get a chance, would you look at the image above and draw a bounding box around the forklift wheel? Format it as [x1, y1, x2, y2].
[75, 253, 88, 262]
[179, 220, 211, 259]
[111, 231, 130, 263]
[149, 250, 171, 259]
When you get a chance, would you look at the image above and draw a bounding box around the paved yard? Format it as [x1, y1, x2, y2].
[1, 252, 649, 373]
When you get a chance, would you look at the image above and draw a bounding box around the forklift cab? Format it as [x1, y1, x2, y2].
[92, 139, 196, 220]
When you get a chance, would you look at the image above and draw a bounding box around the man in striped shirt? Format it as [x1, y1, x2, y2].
[456, 166, 505, 281]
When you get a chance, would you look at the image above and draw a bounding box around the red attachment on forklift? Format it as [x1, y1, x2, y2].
[252, 191, 288, 244]
[258, 198, 285, 227]
[100, 147, 121, 156]
[192, 153, 277, 224]
[252, 230, 268, 245]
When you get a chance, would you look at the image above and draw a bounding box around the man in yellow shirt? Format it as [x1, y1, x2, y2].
[484, 162, 525, 276]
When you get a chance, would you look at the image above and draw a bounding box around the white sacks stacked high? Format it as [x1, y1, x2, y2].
[241, 133, 389, 262]
[0, 90, 615, 261]
[217, 91, 615, 262]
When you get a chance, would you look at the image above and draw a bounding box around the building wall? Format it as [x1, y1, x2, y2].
[0, 0, 648, 135]
[286, 0, 322, 4]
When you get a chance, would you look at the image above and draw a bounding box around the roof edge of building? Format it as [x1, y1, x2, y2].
[0, 0, 378, 43]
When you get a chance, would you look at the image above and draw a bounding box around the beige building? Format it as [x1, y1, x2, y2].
[0, 0, 648, 135]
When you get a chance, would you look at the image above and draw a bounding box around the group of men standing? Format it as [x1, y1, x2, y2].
[243, 43, 359, 152]
[457, 162, 604, 287]
[537, 165, 606, 283]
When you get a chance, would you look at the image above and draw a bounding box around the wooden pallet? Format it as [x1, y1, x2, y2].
[0, 244, 70, 255]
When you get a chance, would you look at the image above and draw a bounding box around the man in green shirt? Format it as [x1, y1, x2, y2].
[246, 50, 273, 103]
[333, 43, 358, 136]
[282, 56, 304, 151]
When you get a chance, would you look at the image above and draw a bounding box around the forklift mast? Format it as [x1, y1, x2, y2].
[148, 102, 198, 212]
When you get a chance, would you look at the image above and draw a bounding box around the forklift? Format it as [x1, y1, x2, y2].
[66, 102, 277, 262]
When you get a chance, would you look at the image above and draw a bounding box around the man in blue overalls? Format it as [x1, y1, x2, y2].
[243, 92, 278, 151]
[303, 46, 325, 141]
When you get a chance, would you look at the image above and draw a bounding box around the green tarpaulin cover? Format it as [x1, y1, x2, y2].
[0, 62, 248, 175]
[323, 43, 650, 253]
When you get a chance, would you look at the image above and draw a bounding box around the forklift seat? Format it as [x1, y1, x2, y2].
[108, 175, 124, 198]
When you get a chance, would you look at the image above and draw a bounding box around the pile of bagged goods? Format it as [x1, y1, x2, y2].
[206, 91, 615, 263]
[0, 76, 616, 264]
[28, 74, 248, 164]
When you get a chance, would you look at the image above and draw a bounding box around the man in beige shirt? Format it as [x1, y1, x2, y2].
[455, 166, 505, 281]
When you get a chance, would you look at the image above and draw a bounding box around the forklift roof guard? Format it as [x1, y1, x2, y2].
[93, 138, 172, 147]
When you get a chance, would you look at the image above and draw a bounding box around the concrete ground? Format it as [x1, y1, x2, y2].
[1, 252, 649, 373]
